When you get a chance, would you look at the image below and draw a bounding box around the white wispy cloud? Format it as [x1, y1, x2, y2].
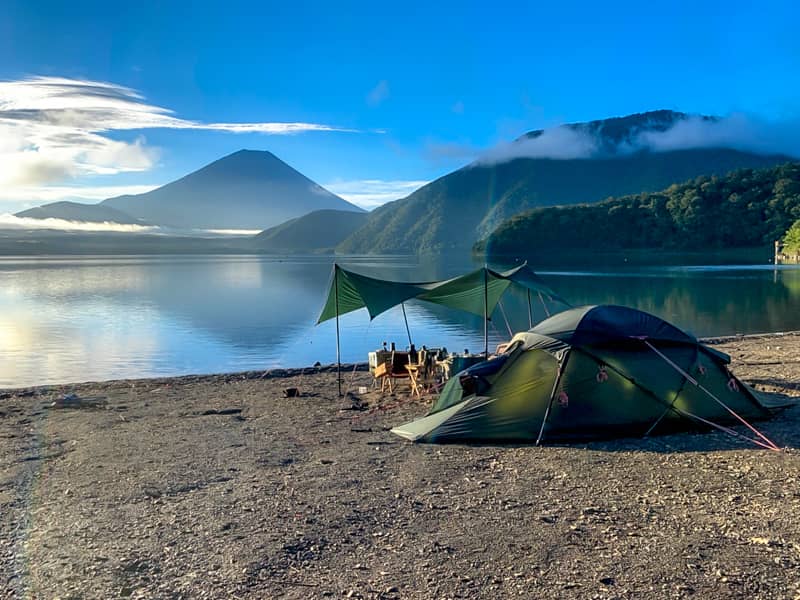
[635, 113, 800, 157]
[323, 179, 429, 209]
[477, 126, 600, 163]
[0, 76, 356, 195]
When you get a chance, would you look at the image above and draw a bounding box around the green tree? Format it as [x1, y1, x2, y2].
[784, 220, 800, 253]
[482, 161, 800, 256]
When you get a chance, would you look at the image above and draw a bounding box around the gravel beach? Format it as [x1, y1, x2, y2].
[2, 333, 800, 599]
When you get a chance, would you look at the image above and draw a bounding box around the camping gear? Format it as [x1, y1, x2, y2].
[392, 305, 789, 448]
[373, 351, 412, 394]
[317, 262, 567, 396]
[368, 349, 391, 374]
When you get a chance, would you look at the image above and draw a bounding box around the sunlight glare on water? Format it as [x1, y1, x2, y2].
[1, 255, 800, 388]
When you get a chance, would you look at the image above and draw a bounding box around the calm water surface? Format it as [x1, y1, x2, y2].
[2, 254, 800, 388]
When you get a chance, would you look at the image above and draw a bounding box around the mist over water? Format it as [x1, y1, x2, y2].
[1, 254, 799, 388]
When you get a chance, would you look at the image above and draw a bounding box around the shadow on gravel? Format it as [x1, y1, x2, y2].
[747, 377, 800, 392]
[574, 402, 800, 453]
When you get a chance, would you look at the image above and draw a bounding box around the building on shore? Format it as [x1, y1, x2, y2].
[775, 240, 800, 264]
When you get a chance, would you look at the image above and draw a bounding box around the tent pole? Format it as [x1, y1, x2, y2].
[401, 302, 412, 347]
[527, 289, 533, 329]
[644, 379, 689, 437]
[483, 266, 489, 357]
[644, 343, 695, 437]
[334, 264, 342, 398]
[537, 350, 571, 445]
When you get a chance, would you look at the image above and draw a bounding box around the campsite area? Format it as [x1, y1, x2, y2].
[2, 333, 800, 599]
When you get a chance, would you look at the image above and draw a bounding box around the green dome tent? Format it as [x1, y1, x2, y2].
[392, 305, 787, 449]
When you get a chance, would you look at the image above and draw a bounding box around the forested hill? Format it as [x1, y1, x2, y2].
[480, 162, 800, 256]
[338, 110, 791, 255]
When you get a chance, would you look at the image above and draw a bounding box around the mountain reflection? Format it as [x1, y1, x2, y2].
[1, 256, 799, 387]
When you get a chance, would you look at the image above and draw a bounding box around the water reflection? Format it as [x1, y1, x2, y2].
[537, 266, 800, 337]
[1, 256, 799, 388]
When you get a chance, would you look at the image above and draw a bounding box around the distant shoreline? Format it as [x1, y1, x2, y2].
[0, 230, 779, 264]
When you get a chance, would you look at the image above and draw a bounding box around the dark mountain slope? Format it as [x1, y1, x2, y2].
[249, 209, 368, 252]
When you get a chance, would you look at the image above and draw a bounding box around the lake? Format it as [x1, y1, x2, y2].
[2, 254, 800, 388]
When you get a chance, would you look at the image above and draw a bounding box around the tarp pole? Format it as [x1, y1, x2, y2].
[497, 300, 513, 338]
[538, 290, 551, 317]
[483, 266, 489, 357]
[527, 289, 533, 329]
[401, 302, 412, 347]
[334, 264, 342, 397]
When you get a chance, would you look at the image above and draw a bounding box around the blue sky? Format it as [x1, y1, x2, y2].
[1, 0, 799, 215]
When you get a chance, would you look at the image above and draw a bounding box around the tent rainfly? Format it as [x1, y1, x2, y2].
[392, 305, 792, 449]
[316, 263, 567, 395]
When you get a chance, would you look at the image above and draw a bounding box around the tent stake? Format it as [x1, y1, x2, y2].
[401, 302, 413, 347]
[334, 263, 342, 398]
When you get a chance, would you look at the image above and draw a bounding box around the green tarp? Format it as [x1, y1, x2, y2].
[416, 269, 510, 318]
[316, 266, 435, 323]
[317, 263, 563, 324]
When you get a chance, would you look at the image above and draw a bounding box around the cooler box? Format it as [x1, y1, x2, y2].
[368, 350, 391, 374]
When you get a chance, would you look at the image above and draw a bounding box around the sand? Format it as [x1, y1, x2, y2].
[2, 334, 800, 599]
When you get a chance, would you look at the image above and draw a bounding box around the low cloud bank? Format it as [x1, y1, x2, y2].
[474, 113, 800, 165]
[0, 213, 159, 232]
[204, 229, 262, 236]
[0, 214, 262, 235]
[480, 126, 601, 163]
